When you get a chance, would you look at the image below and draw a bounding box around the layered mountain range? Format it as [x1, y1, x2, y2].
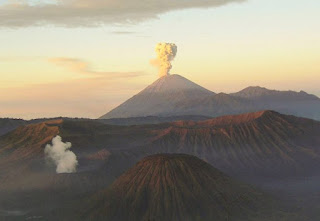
[1, 111, 319, 184]
[100, 74, 320, 121]
[0, 111, 319, 220]
[1, 75, 320, 220]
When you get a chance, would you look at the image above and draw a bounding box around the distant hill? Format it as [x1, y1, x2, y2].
[0, 117, 91, 136]
[82, 154, 295, 221]
[231, 86, 320, 120]
[232, 86, 319, 101]
[100, 75, 320, 120]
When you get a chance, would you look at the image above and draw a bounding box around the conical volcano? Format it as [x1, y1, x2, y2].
[100, 75, 320, 121]
[82, 154, 291, 221]
[100, 74, 214, 119]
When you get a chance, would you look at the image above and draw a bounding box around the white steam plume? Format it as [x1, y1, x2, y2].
[45, 136, 78, 174]
[151, 43, 177, 77]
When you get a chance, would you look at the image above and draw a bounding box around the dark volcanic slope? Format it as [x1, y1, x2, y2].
[0, 120, 60, 176]
[1, 111, 320, 181]
[0, 119, 126, 190]
[0, 111, 318, 220]
[83, 154, 294, 221]
[0, 120, 119, 221]
[150, 111, 320, 177]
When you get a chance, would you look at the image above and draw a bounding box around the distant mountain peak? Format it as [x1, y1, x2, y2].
[235, 86, 275, 97]
[141, 74, 212, 94]
[234, 86, 319, 100]
[243, 86, 269, 90]
[100, 74, 215, 119]
[100, 76, 320, 120]
[184, 110, 281, 127]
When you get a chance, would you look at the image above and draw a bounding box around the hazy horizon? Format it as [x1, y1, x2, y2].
[1, 0, 319, 119]
[1, 78, 319, 120]
[1, 2, 320, 220]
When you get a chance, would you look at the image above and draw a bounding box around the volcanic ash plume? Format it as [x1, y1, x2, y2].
[151, 43, 177, 77]
[45, 136, 78, 174]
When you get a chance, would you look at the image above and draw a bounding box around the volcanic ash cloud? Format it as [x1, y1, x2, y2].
[45, 136, 78, 174]
[151, 43, 177, 77]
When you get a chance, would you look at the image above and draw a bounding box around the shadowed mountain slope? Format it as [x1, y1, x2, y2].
[0, 118, 27, 136]
[0, 120, 60, 175]
[1, 111, 320, 181]
[82, 154, 297, 221]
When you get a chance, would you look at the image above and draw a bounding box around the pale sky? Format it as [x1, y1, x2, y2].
[0, 0, 319, 119]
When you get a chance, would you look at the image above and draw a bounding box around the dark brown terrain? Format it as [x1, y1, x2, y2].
[82, 154, 297, 221]
[2, 111, 320, 180]
[0, 111, 320, 220]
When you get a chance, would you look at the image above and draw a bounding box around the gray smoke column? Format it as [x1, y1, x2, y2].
[45, 136, 78, 174]
[151, 43, 177, 77]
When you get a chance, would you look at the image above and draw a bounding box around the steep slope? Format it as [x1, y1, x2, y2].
[100, 74, 215, 119]
[0, 119, 60, 176]
[149, 110, 320, 177]
[82, 154, 295, 221]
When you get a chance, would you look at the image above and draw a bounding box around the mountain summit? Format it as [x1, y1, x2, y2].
[82, 154, 289, 221]
[100, 74, 214, 119]
[141, 74, 212, 94]
[233, 86, 319, 101]
[100, 75, 320, 120]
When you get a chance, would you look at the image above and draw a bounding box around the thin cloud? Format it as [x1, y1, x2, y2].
[0, 76, 147, 119]
[111, 31, 137, 35]
[0, 0, 245, 28]
[49, 57, 145, 78]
